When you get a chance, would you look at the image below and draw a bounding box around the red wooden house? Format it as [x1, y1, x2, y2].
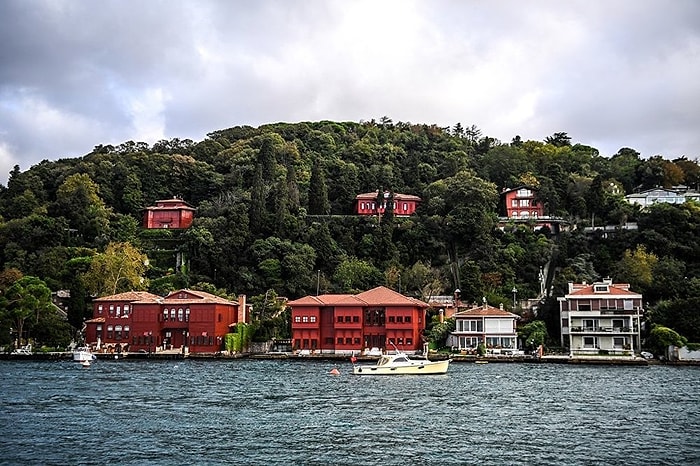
[502, 186, 544, 220]
[84, 289, 242, 354]
[143, 197, 196, 229]
[287, 286, 429, 354]
[355, 191, 421, 217]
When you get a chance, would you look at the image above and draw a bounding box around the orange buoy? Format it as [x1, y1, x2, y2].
[329, 368, 340, 375]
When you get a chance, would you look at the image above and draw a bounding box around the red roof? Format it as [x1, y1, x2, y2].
[567, 283, 640, 297]
[287, 286, 429, 307]
[92, 291, 162, 303]
[355, 191, 422, 202]
[163, 289, 238, 305]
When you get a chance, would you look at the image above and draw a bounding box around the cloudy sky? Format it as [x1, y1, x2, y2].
[1, 0, 699, 185]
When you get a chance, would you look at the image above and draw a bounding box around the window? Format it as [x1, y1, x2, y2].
[115, 325, 122, 340]
[594, 285, 609, 293]
[613, 337, 626, 348]
[302, 316, 309, 323]
[354, 337, 361, 344]
[325, 337, 333, 344]
[310, 316, 316, 323]
[178, 308, 184, 322]
[517, 188, 532, 197]
[397, 338, 403, 345]
[163, 309, 168, 321]
[294, 316, 301, 323]
[353, 316, 359, 323]
[337, 316, 343, 323]
[107, 325, 114, 339]
[405, 316, 411, 323]
[170, 308, 176, 320]
[124, 326, 130, 338]
[109, 305, 114, 315]
[406, 338, 412, 345]
[185, 308, 190, 322]
[612, 319, 625, 330]
[583, 336, 597, 348]
[344, 316, 351, 322]
[389, 316, 395, 323]
[519, 199, 529, 207]
[116, 306, 121, 316]
[583, 319, 597, 330]
[218, 313, 222, 323]
[337, 337, 343, 344]
[345, 338, 352, 344]
[397, 316, 403, 323]
[124, 305, 130, 315]
[578, 303, 591, 311]
[98, 305, 103, 314]
[402, 203, 408, 211]
[511, 199, 518, 207]
[458, 320, 483, 332]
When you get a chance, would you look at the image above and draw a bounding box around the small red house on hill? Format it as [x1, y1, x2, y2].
[501, 186, 544, 220]
[143, 197, 196, 229]
[355, 191, 421, 217]
[84, 289, 243, 354]
[288, 286, 429, 354]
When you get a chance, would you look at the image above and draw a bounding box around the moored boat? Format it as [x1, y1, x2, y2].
[352, 350, 450, 375]
[73, 347, 96, 363]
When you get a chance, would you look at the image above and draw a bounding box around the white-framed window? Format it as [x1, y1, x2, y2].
[294, 316, 301, 323]
[98, 305, 103, 314]
[170, 308, 176, 320]
[163, 309, 168, 321]
[185, 308, 190, 322]
[517, 188, 532, 197]
[583, 319, 597, 330]
[302, 316, 309, 322]
[511, 199, 518, 207]
[178, 308, 184, 321]
[583, 336, 597, 348]
[594, 285, 609, 293]
[123, 305, 130, 315]
[116, 306, 121, 316]
[613, 337, 626, 348]
[519, 199, 529, 207]
[310, 316, 316, 323]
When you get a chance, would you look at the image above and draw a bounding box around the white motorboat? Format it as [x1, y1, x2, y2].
[73, 347, 96, 363]
[352, 350, 451, 375]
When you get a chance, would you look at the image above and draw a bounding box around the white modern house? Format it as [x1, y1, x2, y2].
[558, 278, 643, 358]
[625, 186, 700, 209]
[448, 302, 519, 353]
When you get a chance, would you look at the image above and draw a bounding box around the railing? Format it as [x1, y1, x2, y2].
[569, 326, 634, 333]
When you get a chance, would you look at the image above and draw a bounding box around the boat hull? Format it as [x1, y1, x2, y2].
[352, 359, 450, 375]
[73, 349, 96, 362]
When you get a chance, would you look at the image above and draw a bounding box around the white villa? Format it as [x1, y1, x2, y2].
[558, 278, 643, 358]
[448, 302, 519, 353]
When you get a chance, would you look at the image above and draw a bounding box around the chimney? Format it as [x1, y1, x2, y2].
[568, 282, 574, 294]
[237, 294, 247, 323]
[439, 308, 444, 323]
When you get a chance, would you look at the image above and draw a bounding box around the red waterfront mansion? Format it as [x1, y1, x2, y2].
[84, 289, 246, 354]
[287, 286, 429, 354]
[142, 197, 196, 229]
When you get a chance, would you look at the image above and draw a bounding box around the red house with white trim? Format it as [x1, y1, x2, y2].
[287, 286, 429, 355]
[502, 186, 544, 220]
[84, 289, 244, 354]
[143, 197, 196, 229]
[355, 191, 421, 217]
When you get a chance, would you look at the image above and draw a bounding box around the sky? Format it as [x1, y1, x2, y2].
[1, 0, 699, 186]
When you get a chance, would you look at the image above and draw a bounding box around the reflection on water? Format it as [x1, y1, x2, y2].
[1, 360, 699, 465]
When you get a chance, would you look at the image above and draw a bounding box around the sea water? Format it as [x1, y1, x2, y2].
[1, 359, 698, 465]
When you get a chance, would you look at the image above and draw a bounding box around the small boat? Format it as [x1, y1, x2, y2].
[352, 349, 450, 375]
[73, 346, 96, 363]
[81, 360, 91, 368]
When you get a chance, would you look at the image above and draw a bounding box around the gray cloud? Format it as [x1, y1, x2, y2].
[1, 0, 699, 185]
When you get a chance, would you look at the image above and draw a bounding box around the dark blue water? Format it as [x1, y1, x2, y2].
[1, 359, 698, 465]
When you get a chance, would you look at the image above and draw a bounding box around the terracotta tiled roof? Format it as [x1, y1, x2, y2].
[355, 191, 422, 201]
[288, 286, 429, 308]
[356, 286, 429, 307]
[85, 317, 105, 323]
[93, 291, 162, 303]
[163, 289, 238, 305]
[567, 284, 640, 297]
[454, 304, 519, 318]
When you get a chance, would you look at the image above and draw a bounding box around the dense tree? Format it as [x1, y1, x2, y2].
[0, 276, 53, 347]
[80, 242, 149, 296]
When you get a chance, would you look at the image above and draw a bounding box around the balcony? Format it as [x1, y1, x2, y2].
[569, 326, 635, 333]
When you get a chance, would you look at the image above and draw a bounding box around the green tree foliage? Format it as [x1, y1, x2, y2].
[0, 120, 698, 347]
[0, 276, 54, 347]
[646, 325, 687, 356]
[517, 320, 549, 349]
[80, 242, 149, 296]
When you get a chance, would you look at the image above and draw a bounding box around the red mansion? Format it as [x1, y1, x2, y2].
[84, 289, 247, 354]
[287, 286, 429, 354]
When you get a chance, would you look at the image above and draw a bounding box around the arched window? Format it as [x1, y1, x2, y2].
[178, 308, 184, 322]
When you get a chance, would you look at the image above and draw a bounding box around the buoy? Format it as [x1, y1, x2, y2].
[81, 361, 91, 368]
[329, 368, 340, 375]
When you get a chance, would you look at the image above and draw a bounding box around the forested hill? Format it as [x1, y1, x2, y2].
[0, 120, 699, 344]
